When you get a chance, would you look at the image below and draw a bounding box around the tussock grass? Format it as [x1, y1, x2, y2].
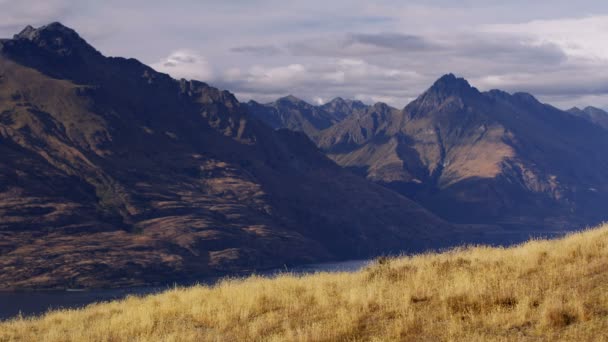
[2, 225, 608, 341]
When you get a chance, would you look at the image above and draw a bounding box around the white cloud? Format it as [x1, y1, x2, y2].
[151, 50, 214, 82]
[486, 16, 608, 61]
[215, 58, 423, 106]
[0, 0, 71, 33]
[4, 2, 608, 110]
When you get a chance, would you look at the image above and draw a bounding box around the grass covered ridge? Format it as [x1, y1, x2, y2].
[2, 225, 608, 341]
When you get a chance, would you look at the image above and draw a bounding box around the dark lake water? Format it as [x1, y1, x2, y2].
[0, 229, 568, 322]
[0, 259, 371, 321]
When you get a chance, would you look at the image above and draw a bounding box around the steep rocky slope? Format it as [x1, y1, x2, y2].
[0, 23, 453, 289]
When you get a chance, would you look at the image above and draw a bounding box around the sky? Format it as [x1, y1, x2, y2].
[2, 0, 608, 109]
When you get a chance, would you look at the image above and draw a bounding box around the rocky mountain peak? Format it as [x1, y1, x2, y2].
[10, 22, 100, 58]
[321, 97, 368, 116]
[277, 94, 307, 105]
[584, 106, 608, 115]
[568, 106, 608, 130]
[428, 73, 477, 97]
[15, 22, 74, 39]
[512, 92, 541, 105]
[405, 74, 480, 117]
[328, 96, 345, 104]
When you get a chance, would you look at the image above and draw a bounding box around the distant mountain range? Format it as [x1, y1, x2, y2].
[567, 106, 608, 130]
[1, 23, 608, 289]
[0, 23, 453, 289]
[254, 75, 608, 230]
[245, 96, 367, 141]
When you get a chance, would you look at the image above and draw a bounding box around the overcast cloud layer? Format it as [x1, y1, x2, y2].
[2, 0, 608, 109]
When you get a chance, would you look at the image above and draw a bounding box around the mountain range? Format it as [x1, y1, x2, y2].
[245, 96, 367, 141]
[1, 23, 608, 289]
[567, 106, 608, 130]
[253, 75, 608, 231]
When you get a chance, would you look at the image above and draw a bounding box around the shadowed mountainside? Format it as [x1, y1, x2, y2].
[0, 23, 455, 289]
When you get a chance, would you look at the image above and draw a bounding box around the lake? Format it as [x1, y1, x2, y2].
[0, 259, 371, 321]
[0, 229, 567, 321]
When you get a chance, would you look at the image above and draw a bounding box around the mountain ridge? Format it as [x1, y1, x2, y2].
[567, 106, 608, 130]
[264, 74, 608, 230]
[0, 23, 455, 289]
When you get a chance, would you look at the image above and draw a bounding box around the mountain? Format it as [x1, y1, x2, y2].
[245, 96, 356, 141]
[568, 106, 608, 130]
[319, 97, 369, 120]
[317, 74, 608, 229]
[0, 23, 454, 289]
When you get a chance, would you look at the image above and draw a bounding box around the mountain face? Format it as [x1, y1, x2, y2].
[319, 97, 369, 120]
[0, 23, 456, 289]
[317, 74, 608, 229]
[245, 96, 357, 141]
[568, 106, 608, 130]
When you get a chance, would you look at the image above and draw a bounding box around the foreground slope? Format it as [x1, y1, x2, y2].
[0, 23, 452, 289]
[318, 75, 608, 229]
[2, 225, 607, 341]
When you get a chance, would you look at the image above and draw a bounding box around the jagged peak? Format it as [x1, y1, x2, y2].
[485, 89, 510, 97]
[484, 89, 542, 106]
[409, 74, 482, 108]
[512, 92, 540, 105]
[568, 106, 607, 116]
[276, 95, 308, 105]
[583, 106, 608, 114]
[15, 22, 81, 42]
[371, 102, 392, 110]
[405, 74, 483, 117]
[328, 96, 345, 104]
[15, 25, 36, 39]
[323, 97, 368, 110]
[7, 22, 100, 58]
[429, 73, 475, 93]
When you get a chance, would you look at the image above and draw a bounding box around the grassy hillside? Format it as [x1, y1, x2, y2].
[2, 225, 608, 341]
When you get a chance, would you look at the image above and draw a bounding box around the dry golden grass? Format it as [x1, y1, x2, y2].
[2, 225, 608, 341]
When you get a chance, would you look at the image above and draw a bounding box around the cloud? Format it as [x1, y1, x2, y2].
[230, 45, 282, 56]
[287, 33, 435, 57]
[0, 0, 71, 34]
[485, 15, 608, 61]
[130, 12, 608, 110]
[287, 31, 566, 68]
[4, 1, 608, 110]
[216, 58, 423, 106]
[151, 50, 214, 82]
[349, 33, 434, 50]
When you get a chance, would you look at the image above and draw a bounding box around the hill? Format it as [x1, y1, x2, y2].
[2, 224, 607, 341]
[0, 23, 453, 289]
